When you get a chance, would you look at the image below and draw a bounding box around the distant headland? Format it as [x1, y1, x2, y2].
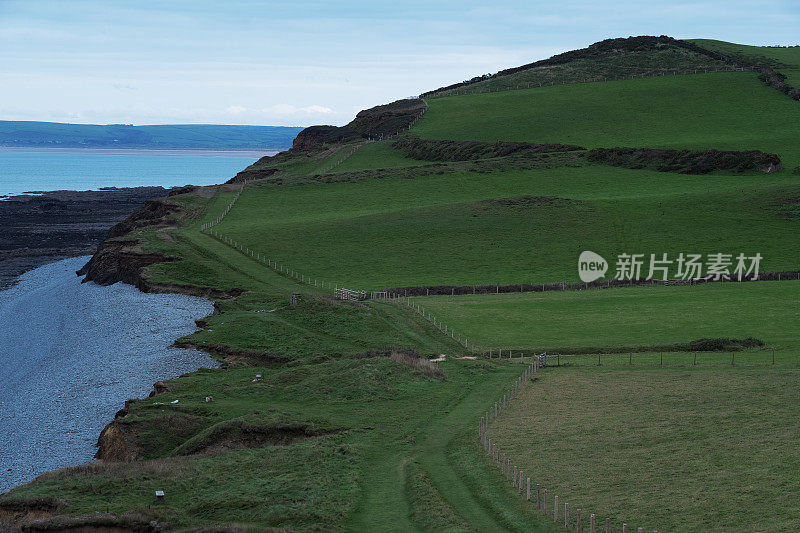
[0, 120, 304, 150]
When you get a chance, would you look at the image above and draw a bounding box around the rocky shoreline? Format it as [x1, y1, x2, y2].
[0, 187, 179, 290]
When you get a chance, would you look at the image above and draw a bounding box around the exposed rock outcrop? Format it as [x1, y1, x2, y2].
[94, 421, 141, 462]
[291, 98, 427, 151]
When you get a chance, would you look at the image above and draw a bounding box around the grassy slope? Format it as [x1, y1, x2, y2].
[428, 47, 731, 97]
[490, 367, 800, 531]
[333, 141, 424, 172]
[212, 162, 799, 289]
[4, 39, 800, 532]
[415, 72, 800, 167]
[408, 281, 800, 354]
[2, 189, 556, 532]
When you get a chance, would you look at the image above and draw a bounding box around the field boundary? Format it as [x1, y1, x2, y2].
[426, 66, 756, 98]
[479, 362, 656, 532]
[312, 140, 373, 174]
[198, 176, 481, 355]
[381, 270, 800, 298]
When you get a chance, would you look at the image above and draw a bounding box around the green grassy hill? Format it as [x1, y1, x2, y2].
[416, 72, 800, 167]
[3, 36, 799, 532]
[212, 162, 799, 289]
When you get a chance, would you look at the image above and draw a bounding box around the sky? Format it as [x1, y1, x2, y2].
[1, 1, 798, 127]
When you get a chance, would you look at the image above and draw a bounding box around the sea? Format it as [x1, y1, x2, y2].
[0, 257, 217, 493]
[0, 147, 278, 197]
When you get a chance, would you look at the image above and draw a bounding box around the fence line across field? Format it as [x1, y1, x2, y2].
[480, 362, 659, 532]
[195, 127, 753, 531]
[426, 65, 757, 99]
[198, 180, 786, 368]
[197, 172, 479, 353]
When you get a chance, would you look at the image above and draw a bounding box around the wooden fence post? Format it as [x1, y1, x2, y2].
[543, 488, 547, 512]
[526, 477, 531, 501]
[554, 495, 558, 521]
[565, 502, 569, 528]
[590, 513, 595, 533]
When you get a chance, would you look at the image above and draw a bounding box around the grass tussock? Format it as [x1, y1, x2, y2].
[174, 417, 337, 456]
[389, 352, 445, 379]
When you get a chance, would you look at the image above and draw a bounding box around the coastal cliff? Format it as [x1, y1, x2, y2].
[76, 199, 182, 290]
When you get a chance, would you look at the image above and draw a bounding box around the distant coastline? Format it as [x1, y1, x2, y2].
[0, 146, 279, 158]
[0, 120, 302, 151]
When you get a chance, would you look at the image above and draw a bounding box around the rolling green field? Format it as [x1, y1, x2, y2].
[408, 281, 800, 354]
[415, 72, 800, 167]
[212, 161, 799, 290]
[3, 36, 800, 532]
[489, 366, 800, 531]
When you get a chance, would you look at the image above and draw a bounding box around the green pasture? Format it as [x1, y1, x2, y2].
[489, 366, 800, 531]
[409, 280, 800, 354]
[415, 72, 800, 167]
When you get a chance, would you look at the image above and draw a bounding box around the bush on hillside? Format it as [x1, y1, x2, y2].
[686, 337, 764, 351]
[392, 136, 584, 161]
[587, 147, 782, 174]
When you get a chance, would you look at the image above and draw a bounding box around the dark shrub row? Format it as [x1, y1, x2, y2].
[686, 337, 764, 351]
[587, 147, 782, 174]
[391, 136, 584, 162]
[758, 70, 800, 100]
[526, 337, 766, 356]
[380, 270, 800, 297]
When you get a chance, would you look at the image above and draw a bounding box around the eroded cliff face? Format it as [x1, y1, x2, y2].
[95, 420, 142, 462]
[290, 98, 427, 151]
[77, 194, 246, 300]
[76, 199, 182, 291]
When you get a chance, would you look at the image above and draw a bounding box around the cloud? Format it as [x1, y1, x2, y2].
[259, 104, 334, 115]
[299, 104, 334, 114]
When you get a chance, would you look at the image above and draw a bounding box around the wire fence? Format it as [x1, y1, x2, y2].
[480, 362, 658, 532]
[379, 271, 800, 298]
[426, 65, 757, 98]
[312, 140, 373, 174]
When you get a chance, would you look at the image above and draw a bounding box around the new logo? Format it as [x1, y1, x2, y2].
[578, 251, 608, 282]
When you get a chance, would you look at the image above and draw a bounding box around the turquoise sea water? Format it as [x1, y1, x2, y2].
[0, 147, 278, 196]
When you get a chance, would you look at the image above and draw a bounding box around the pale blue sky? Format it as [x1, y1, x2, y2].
[1, 1, 798, 126]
